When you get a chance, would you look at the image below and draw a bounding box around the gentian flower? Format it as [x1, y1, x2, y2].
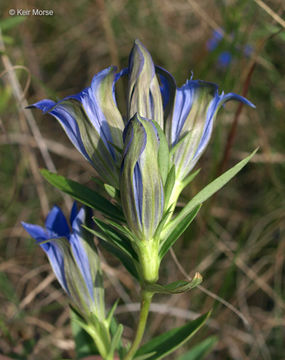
[158, 68, 255, 184]
[206, 29, 253, 68]
[21, 203, 105, 320]
[120, 114, 164, 282]
[120, 114, 164, 241]
[28, 67, 125, 188]
[207, 30, 232, 68]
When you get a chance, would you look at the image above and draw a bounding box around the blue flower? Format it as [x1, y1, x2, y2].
[206, 30, 253, 69]
[28, 67, 125, 188]
[158, 67, 255, 182]
[22, 203, 105, 318]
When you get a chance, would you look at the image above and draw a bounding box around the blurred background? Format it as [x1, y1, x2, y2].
[0, 0, 284, 359]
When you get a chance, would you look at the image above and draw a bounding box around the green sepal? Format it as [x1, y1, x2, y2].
[145, 273, 202, 294]
[177, 336, 218, 360]
[153, 206, 173, 240]
[159, 204, 201, 260]
[163, 165, 176, 209]
[41, 169, 124, 222]
[106, 300, 119, 328]
[70, 306, 99, 358]
[169, 131, 192, 158]
[135, 311, 211, 360]
[70, 306, 110, 359]
[164, 149, 258, 236]
[153, 120, 170, 185]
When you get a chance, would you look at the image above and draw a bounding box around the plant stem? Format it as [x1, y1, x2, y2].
[123, 290, 153, 360]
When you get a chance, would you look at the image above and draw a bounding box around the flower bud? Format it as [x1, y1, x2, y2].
[120, 114, 164, 242]
[22, 203, 105, 320]
[127, 39, 164, 128]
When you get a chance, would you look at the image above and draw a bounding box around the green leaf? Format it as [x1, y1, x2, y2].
[0, 16, 26, 31]
[135, 311, 211, 360]
[41, 169, 124, 221]
[100, 238, 139, 280]
[165, 149, 258, 235]
[107, 324, 124, 359]
[70, 308, 99, 359]
[159, 204, 201, 260]
[177, 336, 218, 360]
[85, 224, 139, 280]
[146, 273, 202, 294]
[109, 317, 126, 359]
[93, 218, 138, 261]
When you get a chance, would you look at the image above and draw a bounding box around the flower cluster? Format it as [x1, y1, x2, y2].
[27, 40, 254, 284]
[23, 39, 256, 359]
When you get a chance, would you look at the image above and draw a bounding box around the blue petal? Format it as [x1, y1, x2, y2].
[193, 91, 255, 161]
[74, 67, 118, 159]
[156, 66, 176, 109]
[70, 208, 94, 300]
[220, 92, 256, 108]
[22, 221, 69, 293]
[21, 222, 48, 248]
[44, 241, 69, 294]
[45, 206, 70, 238]
[48, 102, 92, 162]
[27, 99, 56, 113]
[114, 67, 128, 106]
[133, 162, 143, 226]
[30, 99, 91, 163]
[69, 202, 78, 225]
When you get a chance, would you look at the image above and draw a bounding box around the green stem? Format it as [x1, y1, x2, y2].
[123, 290, 153, 360]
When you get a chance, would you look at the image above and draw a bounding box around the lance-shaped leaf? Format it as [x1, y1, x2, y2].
[128, 39, 164, 128]
[29, 67, 125, 188]
[135, 312, 211, 360]
[85, 220, 139, 280]
[41, 169, 124, 222]
[120, 114, 164, 240]
[158, 68, 255, 181]
[163, 149, 258, 239]
[159, 204, 201, 260]
[177, 336, 218, 360]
